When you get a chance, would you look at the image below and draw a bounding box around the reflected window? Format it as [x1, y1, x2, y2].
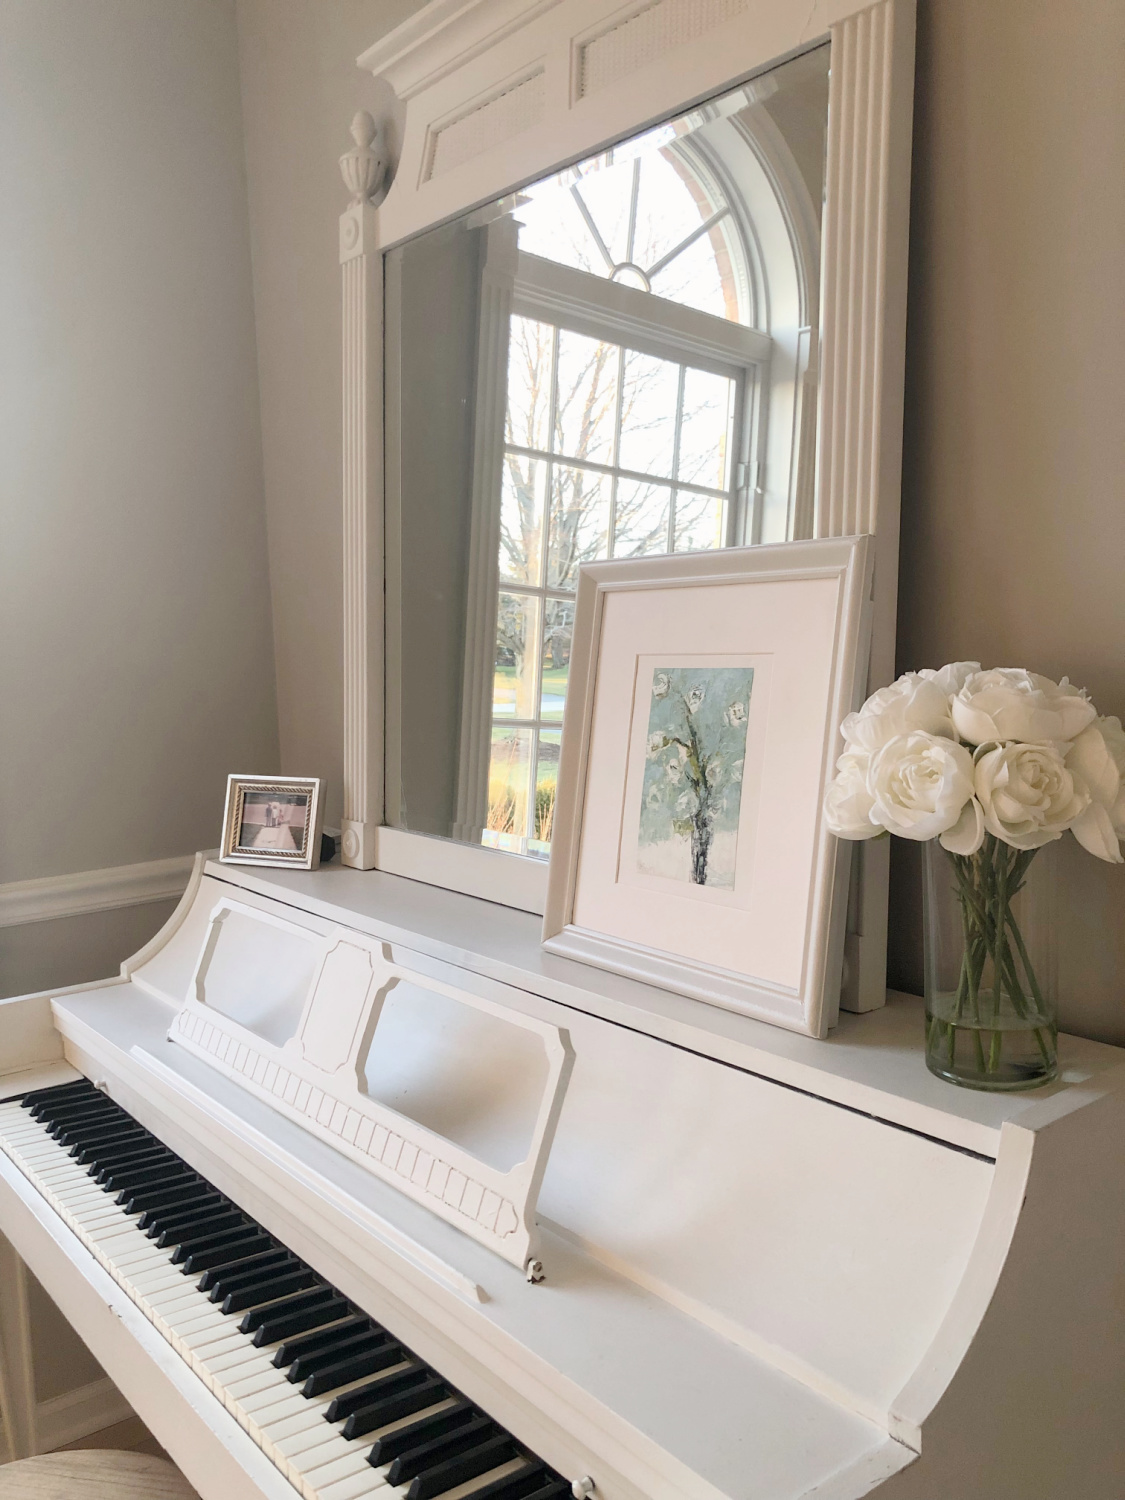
[488, 313, 737, 854]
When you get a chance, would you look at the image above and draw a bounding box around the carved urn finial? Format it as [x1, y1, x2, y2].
[339, 111, 384, 205]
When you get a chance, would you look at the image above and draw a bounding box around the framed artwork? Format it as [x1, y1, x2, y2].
[220, 775, 325, 871]
[542, 537, 873, 1037]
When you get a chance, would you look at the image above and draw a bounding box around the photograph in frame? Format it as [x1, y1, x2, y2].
[220, 775, 325, 871]
[543, 536, 873, 1037]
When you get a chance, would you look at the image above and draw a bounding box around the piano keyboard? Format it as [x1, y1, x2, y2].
[0, 1080, 572, 1500]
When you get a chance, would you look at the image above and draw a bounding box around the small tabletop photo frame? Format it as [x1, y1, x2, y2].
[220, 775, 325, 871]
[542, 536, 873, 1038]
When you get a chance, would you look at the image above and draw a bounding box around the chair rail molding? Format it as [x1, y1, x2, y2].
[0, 857, 195, 931]
[340, 0, 916, 1015]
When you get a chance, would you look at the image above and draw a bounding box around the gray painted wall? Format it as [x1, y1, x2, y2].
[0, 0, 278, 895]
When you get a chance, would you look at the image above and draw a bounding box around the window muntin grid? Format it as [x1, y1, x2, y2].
[512, 127, 748, 326]
[484, 314, 739, 857]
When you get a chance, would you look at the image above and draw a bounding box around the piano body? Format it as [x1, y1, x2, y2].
[1, 855, 1123, 1500]
[4, 1, 1123, 1495]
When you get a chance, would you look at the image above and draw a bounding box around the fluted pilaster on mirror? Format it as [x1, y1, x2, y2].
[340, 113, 386, 870]
[816, 0, 915, 1010]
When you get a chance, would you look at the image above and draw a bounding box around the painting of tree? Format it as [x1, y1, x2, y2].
[639, 666, 754, 888]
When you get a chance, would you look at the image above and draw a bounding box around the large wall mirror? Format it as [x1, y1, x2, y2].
[385, 46, 830, 866]
[348, 0, 912, 1012]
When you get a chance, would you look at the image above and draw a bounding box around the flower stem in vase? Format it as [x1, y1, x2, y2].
[924, 836, 1058, 1091]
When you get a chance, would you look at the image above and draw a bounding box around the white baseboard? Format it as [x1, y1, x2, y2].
[0, 857, 194, 930]
[36, 1376, 134, 1452]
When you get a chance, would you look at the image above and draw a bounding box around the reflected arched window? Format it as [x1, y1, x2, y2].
[513, 125, 752, 326]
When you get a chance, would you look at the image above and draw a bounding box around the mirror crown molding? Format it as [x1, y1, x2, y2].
[342, 0, 916, 1016]
[358, 0, 566, 102]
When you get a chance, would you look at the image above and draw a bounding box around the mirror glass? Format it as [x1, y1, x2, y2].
[385, 43, 829, 859]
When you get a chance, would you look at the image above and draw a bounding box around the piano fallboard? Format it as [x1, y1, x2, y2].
[0, 855, 1122, 1500]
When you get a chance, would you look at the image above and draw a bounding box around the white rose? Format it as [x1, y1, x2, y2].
[652, 673, 670, 699]
[939, 796, 985, 856]
[646, 731, 664, 758]
[1066, 717, 1125, 863]
[974, 741, 1089, 849]
[951, 668, 1095, 746]
[686, 685, 705, 713]
[725, 700, 747, 726]
[823, 752, 880, 840]
[841, 673, 955, 754]
[919, 660, 982, 696]
[867, 732, 977, 842]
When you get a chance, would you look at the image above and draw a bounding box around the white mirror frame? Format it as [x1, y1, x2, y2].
[339, 0, 916, 1015]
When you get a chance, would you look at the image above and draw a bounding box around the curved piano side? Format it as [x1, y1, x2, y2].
[880, 1079, 1125, 1500]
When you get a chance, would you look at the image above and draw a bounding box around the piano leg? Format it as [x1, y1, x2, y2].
[0, 1231, 38, 1459]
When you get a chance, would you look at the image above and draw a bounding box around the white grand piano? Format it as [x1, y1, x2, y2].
[1, 855, 1123, 1500]
[3, 0, 1123, 1497]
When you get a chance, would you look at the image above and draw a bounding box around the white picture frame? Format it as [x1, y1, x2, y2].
[542, 536, 873, 1038]
[219, 775, 326, 871]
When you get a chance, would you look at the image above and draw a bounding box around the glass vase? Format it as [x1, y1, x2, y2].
[923, 834, 1058, 1091]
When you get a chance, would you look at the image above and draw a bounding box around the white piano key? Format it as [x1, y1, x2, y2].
[302, 1449, 374, 1492]
[206, 1344, 279, 1378]
[267, 1404, 333, 1441]
[226, 1366, 293, 1402]
[318, 1471, 390, 1500]
[241, 1384, 312, 1423]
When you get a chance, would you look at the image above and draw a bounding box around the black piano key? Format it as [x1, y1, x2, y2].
[286, 1326, 384, 1382]
[110, 1166, 197, 1200]
[156, 1209, 247, 1248]
[271, 1314, 370, 1368]
[22, 1081, 97, 1109]
[44, 1104, 122, 1133]
[469, 1470, 570, 1500]
[387, 1414, 498, 1485]
[121, 1181, 215, 1214]
[222, 1268, 318, 1315]
[101, 1161, 191, 1194]
[70, 1125, 150, 1157]
[56, 1115, 133, 1146]
[137, 1193, 224, 1232]
[301, 1341, 406, 1399]
[88, 1144, 176, 1177]
[169, 1223, 268, 1265]
[341, 1372, 446, 1439]
[201, 1249, 295, 1298]
[240, 1285, 336, 1335]
[248, 1293, 348, 1344]
[49, 1103, 129, 1130]
[407, 1433, 517, 1500]
[370, 1402, 476, 1466]
[326, 1363, 431, 1423]
[32, 1091, 116, 1117]
[181, 1232, 272, 1274]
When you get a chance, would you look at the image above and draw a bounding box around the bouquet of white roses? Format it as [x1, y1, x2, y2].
[824, 665, 1124, 1086]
